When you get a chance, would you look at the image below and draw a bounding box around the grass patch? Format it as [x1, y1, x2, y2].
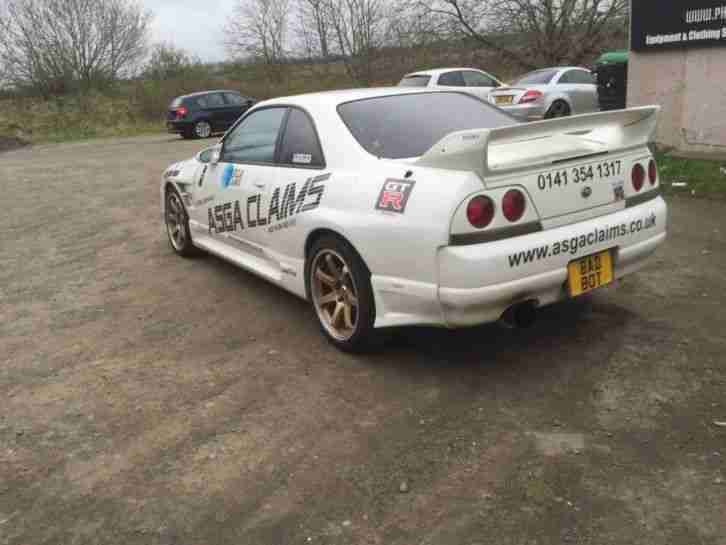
[656, 150, 726, 200]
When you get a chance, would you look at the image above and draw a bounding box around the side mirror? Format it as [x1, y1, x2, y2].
[197, 144, 221, 165]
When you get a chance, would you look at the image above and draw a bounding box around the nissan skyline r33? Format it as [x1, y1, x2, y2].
[161, 88, 667, 352]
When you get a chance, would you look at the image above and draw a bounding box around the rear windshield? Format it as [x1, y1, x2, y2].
[170, 97, 184, 108]
[398, 75, 431, 87]
[514, 69, 558, 86]
[337, 92, 515, 159]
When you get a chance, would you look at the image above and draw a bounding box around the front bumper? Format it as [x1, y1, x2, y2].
[437, 196, 667, 327]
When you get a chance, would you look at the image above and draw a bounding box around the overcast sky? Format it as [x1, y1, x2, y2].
[145, 0, 238, 62]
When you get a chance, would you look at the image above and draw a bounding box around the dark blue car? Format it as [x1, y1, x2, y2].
[166, 90, 255, 139]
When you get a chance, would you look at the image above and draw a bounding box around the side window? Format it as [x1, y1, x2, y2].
[206, 93, 226, 107]
[438, 71, 465, 87]
[221, 107, 287, 164]
[278, 108, 325, 168]
[224, 93, 245, 106]
[572, 70, 595, 84]
[194, 96, 209, 108]
[558, 71, 576, 84]
[462, 71, 497, 87]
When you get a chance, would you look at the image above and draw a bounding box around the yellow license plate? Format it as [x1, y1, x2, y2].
[567, 250, 614, 296]
[495, 95, 514, 105]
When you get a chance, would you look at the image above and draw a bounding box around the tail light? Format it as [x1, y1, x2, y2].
[632, 163, 645, 192]
[175, 106, 188, 119]
[467, 196, 495, 229]
[502, 189, 526, 222]
[648, 159, 658, 185]
[519, 90, 543, 104]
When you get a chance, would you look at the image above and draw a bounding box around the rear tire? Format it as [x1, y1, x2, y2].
[165, 187, 199, 257]
[193, 120, 212, 139]
[545, 100, 571, 119]
[306, 236, 378, 352]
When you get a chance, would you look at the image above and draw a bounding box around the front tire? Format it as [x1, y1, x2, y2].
[165, 188, 198, 257]
[307, 236, 376, 352]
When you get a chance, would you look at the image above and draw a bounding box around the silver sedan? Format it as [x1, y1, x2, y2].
[488, 67, 599, 121]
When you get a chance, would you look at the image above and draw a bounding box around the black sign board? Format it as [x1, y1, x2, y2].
[631, 0, 726, 50]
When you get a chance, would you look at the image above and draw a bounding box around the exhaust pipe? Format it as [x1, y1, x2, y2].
[500, 300, 538, 329]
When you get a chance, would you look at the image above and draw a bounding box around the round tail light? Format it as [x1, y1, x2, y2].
[467, 196, 495, 229]
[632, 163, 645, 192]
[648, 159, 657, 185]
[502, 189, 526, 222]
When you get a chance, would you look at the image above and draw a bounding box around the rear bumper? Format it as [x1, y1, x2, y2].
[437, 196, 667, 327]
[371, 196, 667, 329]
[497, 102, 546, 121]
[166, 121, 192, 133]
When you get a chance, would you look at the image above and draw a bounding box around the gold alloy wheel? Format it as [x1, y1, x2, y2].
[165, 192, 187, 251]
[311, 249, 359, 341]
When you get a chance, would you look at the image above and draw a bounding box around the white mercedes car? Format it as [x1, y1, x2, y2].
[398, 68, 504, 101]
[161, 88, 667, 351]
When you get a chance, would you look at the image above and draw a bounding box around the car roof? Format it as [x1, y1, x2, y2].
[258, 87, 442, 109]
[180, 90, 241, 99]
[403, 67, 492, 78]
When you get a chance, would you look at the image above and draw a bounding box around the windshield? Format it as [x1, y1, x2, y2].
[514, 69, 559, 86]
[398, 75, 431, 87]
[338, 92, 515, 159]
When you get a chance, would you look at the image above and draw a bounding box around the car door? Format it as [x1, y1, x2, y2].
[190, 106, 288, 260]
[570, 69, 599, 113]
[256, 107, 328, 273]
[204, 92, 230, 131]
[461, 70, 501, 101]
[556, 70, 591, 114]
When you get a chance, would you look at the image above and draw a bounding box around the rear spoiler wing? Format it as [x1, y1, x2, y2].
[414, 106, 660, 180]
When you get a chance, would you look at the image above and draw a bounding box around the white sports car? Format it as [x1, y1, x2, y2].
[161, 88, 667, 351]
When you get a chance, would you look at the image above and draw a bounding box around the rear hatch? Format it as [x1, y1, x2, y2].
[167, 97, 186, 121]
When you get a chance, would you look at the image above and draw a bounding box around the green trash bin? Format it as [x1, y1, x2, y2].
[594, 50, 628, 111]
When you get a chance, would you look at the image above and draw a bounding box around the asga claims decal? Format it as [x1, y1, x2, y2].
[375, 179, 415, 214]
[207, 173, 329, 234]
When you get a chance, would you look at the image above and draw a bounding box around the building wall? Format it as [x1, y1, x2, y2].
[627, 47, 726, 154]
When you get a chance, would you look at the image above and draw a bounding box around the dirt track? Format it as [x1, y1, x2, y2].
[1, 134, 725, 545]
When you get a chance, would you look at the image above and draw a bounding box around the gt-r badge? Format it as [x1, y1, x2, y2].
[375, 179, 415, 214]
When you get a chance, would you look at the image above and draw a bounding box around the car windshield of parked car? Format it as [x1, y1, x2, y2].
[338, 92, 515, 159]
[398, 75, 431, 87]
[514, 69, 559, 86]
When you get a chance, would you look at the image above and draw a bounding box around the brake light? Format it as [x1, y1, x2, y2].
[502, 189, 526, 222]
[176, 106, 188, 119]
[519, 90, 543, 104]
[467, 196, 495, 229]
[648, 159, 657, 185]
[632, 163, 645, 192]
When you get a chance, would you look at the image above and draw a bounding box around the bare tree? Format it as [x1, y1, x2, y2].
[226, 0, 290, 81]
[294, 0, 332, 59]
[327, 0, 387, 83]
[0, 0, 152, 96]
[420, 0, 628, 70]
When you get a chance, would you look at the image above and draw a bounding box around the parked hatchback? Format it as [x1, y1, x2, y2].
[488, 67, 598, 121]
[167, 90, 255, 139]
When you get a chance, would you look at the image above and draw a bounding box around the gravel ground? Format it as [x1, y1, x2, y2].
[1, 134, 725, 545]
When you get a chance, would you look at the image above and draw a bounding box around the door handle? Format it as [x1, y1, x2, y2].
[253, 181, 266, 189]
